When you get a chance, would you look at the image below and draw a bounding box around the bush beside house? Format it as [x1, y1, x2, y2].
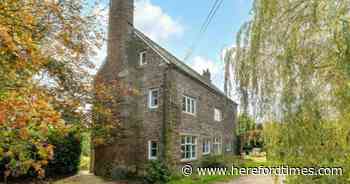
[0, 128, 82, 182]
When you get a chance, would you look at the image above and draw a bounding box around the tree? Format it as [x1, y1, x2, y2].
[236, 113, 263, 153]
[236, 113, 256, 136]
[0, 0, 104, 180]
[226, 0, 350, 183]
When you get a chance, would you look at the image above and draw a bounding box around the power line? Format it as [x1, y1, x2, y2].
[198, 0, 220, 38]
[184, 0, 223, 61]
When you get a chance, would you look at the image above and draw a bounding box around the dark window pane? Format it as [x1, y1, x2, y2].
[182, 97, 186, 111]
[191, 100, 195, 113]
[186, 151, 190, 158]
[187, 98, 190, 112]
[151, 150, 157, 157]
[142, 53, 146, 64]
[151, 142, 157, 149]
[186, 136, 190, 143]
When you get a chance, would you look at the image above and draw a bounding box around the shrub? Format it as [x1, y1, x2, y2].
[0, 128, 82, 181]
[144, 160, 171, 184]
[201, 155, 227, 169]
[45, 128, 82, 177]
[201, 155, 244, 169]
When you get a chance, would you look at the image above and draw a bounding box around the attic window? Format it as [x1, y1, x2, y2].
[139, 51, 147, 66]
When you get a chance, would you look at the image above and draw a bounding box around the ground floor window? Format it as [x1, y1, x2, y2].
[148, 141, 158, 160]
[212, 137, 222, 155]
[181, 135, 197, 160]
[202, 138, 211, 155]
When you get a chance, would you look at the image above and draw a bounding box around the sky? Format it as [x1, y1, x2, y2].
[93, 0, 253, 91]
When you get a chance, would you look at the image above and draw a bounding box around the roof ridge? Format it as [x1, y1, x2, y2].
[134, 28, 236, 104]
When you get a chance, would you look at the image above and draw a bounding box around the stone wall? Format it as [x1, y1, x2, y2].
[93, 0, 237, 179]
[170, 68, 238, 164]
[94, 32, 238, 177]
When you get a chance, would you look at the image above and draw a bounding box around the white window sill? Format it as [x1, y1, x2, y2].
[180, 158, 197, 162]
[148, 157, 157, 160]
[149, 106, 158, 109]
[182, 111, 196, 116]
[203, 152, 210, 155]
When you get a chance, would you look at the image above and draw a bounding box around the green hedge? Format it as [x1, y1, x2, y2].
[0, 128, 82, 181]
[45, 129, 82, 177]
[200, 155, 244, 169]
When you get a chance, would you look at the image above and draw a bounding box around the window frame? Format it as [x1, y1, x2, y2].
[148, 140, 158, 160]
[181, 135, 197, 161]
[212, 137, 222, 155]
[182, 95, 197, 115]
[214, 108, 222, 122]
[148, 88, 159, 109]
[202, 138, 211, 155]
[139, 51, 147, 66]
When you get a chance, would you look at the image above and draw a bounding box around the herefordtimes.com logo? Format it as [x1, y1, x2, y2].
[181, 164, 343, 177]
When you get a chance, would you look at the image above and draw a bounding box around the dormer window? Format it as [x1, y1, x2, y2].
[139, 51, 147, 66]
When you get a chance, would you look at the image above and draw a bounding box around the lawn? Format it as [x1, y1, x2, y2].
[168, 175, 238, 184]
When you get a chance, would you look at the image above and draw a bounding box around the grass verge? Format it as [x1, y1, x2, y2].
[168, 174, 238, 184]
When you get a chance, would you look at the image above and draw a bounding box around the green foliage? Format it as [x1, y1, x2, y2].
[236, 113, 256, 135]
[0, 0, 104, 180]
[81, 132, 91, 157]
[144, 160, 171, 184]
[167, 175, 234, 184]
[236, 114, 263, 153]
[226, 0, 350, 183]
[200, 156, 227, 169]
[201, 155, 244, 169]
[0, 128, 82, 181]
[45, 128, 82, 177]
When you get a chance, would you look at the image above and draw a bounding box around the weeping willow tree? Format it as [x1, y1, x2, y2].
[225, 0, 350, 183]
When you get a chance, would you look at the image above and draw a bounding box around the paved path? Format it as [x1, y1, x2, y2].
[217, 175, 276, 184]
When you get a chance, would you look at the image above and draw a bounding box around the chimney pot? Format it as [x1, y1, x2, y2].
[202, 69, 211, 83]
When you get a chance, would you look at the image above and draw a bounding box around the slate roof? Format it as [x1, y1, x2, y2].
[134, 29, 236, 104]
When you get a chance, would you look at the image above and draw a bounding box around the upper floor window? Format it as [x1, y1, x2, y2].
[148, 88, 159, 109]
[214, 108, 222, 121]
[148, 141, 158, 160]
[181, 135, 197, 160]
[182, 95, 196, 115]
[139, 51, 147, 66]
[202, 138, 211, 155]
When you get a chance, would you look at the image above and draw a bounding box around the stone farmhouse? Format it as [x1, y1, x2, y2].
[93, 0, 238, 177]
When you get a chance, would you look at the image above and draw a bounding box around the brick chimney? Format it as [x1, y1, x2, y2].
[107, 0, 134, 77]
[202, 69, 211, 83]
